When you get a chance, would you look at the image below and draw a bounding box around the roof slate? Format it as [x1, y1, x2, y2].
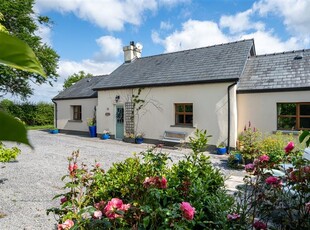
[238, 49, 310, 92]
[93, 40, 254, 90]
[53, 75, 107, 100]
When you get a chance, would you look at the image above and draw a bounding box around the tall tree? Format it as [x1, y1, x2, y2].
[63, 71, 93, 89]
[0, 0, 59, 99]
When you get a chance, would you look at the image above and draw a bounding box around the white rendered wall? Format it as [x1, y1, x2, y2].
[55, 98, 97, 132]
[237, 91, 310, 134]
[97, 83, 238, 147]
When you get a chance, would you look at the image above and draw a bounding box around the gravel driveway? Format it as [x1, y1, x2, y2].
[0, 130, 244, 229]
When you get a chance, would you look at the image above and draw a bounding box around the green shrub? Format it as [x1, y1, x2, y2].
[0, 143, 21, 162]
[48, 130, 232, 229]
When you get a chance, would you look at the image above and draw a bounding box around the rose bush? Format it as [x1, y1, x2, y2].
[229, 140, 310, 229]
[48, 129, 233, 229]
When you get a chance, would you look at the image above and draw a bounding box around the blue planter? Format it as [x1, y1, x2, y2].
[217, 147, 227, 155]
[49, 129, 59, 134]
[88, 126, 97, 138]
[102, 133, 110, 140]
[234, 153, 243, 163]
[135, 137, 144, 144]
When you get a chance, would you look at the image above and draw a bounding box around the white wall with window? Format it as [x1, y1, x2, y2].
[54, 98, 97, 132]
[237, 91, 310, 134]
[97, 82, 237, 147]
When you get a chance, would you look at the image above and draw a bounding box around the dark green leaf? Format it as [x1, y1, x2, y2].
[0, 111, 32, 147]
[299, 130, 310, 146]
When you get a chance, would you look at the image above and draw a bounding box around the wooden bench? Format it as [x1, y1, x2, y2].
[162, 131, 187, 143]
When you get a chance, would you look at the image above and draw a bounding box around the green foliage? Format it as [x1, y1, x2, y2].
[299, 130, 310, 147]
[0, 0, 59, 99]
[0, 111, 32, 147]
[189, 129, 211, 154]
[63, 71, 93, 89]
[238, 123, 262, 161]
[0, 143, 21, 162]
[260, 132, 302, 164]
[231, 143, 310, 229]
[0, 31, 46, 77]
[48, 131, 232, 229]
[0, 99, 53, 126]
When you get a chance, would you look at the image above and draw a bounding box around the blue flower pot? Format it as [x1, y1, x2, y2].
[135, 137, 144, 144]
[89, 126, 97, 138]
[102, 133, 110, 140]
[234, 153, 243, 163]
[217, 147, 227, 155]
[49, 129, 59, 134]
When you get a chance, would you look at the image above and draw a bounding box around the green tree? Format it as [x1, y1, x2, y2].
[0, 0, 59, 99]
[63, 71, 93, 89]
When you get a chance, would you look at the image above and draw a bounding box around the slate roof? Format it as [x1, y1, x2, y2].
[238, 49, 310, 93]
[53, 75, 107, 100]
[93, 39, 255, 90]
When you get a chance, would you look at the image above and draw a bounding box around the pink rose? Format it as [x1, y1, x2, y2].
[259, 155, 269, 163]
[227, 213, 240, 220]
[284, 141, 294, 153]
[253, 220, 267, 230]
[68, 164, 74, 172]
[93, 210, 102, 219]
[160, 177, 167, 189]
[265, 176, 281, 187]
[73, 163, 78, 170]
[94, 200, 106, 210]
[245, 163, 255, 172]
[180, 202, 195, 220]
[60, 197, 67, 204]
[58, 219, 74, 230]
[95, 162, 101, 168]
[103, 198, 130, 219]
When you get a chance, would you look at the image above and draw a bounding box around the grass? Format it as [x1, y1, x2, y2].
[26, 125, 54, 130]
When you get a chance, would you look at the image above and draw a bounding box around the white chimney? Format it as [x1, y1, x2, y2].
[123, 41, 142, 62]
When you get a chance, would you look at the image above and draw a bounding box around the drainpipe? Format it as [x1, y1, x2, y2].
[227, 81, 238, 153]
[52, 100, 57, 128]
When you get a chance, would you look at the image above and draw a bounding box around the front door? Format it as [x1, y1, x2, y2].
[115, 105, 124, 139]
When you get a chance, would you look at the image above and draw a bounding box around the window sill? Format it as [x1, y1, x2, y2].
[68, 120, 83, 123]
[170, 124, 195, 129]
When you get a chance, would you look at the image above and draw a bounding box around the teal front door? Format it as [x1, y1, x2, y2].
[115, 105, 124, 139]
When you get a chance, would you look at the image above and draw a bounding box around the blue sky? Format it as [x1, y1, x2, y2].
[16, 0, 310, 102]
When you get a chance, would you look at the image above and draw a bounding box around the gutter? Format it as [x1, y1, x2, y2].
[227, 81, 238, 153]
[52, 100, 57, 129]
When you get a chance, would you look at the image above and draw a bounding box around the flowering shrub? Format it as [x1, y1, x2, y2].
[48, 130, 233, 229]
[230, 140, 310, 229]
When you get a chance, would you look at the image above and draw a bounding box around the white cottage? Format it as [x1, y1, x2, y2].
[53, 40, 310, 148]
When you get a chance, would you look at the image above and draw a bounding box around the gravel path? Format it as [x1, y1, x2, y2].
[0, 130, 245, 229]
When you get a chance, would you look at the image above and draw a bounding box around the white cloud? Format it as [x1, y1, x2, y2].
[153, 19, 229, 52]
[158, 0, 191, 6]
[28, 59, 121, 103]
[241, 31, 301, 54]
[35, 0, 157, 31]
[254, 0, 310, 36]
[160, 21, 173, 30]
[220, 9, 265, 34]
[35, 23, 52, 45]
[94, 36, 123, 61]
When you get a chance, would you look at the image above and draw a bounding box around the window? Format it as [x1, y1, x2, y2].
[72, 105, 82, 120]
[277, 103, 310, 130]
[175, 103, 193, 125]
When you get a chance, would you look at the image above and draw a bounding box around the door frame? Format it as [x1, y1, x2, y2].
[115, 104, 124, 140]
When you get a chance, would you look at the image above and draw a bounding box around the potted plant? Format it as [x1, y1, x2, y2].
[87, 118, 97, 138]
[217, 142, 227, 155]
[101, 130, 110, 140]
[135, 133, 144, 144]
[49, 127, 59, 134]
[123, 133, 135, 143]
